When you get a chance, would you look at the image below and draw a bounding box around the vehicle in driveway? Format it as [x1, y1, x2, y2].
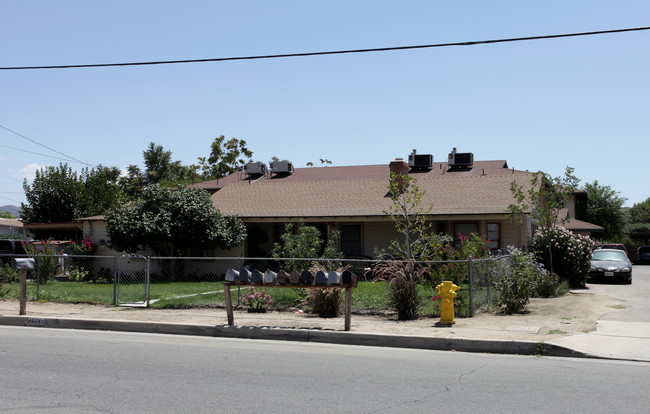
[589, 248, 633, 284]
[637, 246, 650, 265]
[601, 243, 628, 257]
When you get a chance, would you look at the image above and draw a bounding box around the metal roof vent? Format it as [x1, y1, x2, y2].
[408, 148, 433, 170]
[244, 161, 267, 177]
[448, 147, 473, 169]
[270, 160, 294, 176]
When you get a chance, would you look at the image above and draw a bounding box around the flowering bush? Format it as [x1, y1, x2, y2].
[22, 239, 58, 283]
[64, 237, 95, 255]
[531, 227, 594, 287]
[241, 287, 273, 310]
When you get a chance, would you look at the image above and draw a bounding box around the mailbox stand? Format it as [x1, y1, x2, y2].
[223, 282, 356, 331]
[12, 258, 35, 316]
[19, 268, 27, 315]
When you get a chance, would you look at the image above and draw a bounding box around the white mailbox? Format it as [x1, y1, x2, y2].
[12, 258, 35, 271]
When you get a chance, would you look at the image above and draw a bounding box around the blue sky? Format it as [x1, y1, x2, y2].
[1, 1, 649, 208]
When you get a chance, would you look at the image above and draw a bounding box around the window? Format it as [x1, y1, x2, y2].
[340, 225, 362, 257]
[487, 223, 500, 250]
[454, 223, 478, 239]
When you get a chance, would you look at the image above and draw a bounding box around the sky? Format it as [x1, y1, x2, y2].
[1, 1, 649, 209]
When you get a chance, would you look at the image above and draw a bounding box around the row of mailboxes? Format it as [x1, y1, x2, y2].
[225, 269, 358, 287]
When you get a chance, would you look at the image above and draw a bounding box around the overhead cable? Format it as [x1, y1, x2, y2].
[0, 26, 648, 71]
[0, 124, 94, 167]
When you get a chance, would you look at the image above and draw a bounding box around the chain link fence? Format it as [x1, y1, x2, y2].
[1, 253, 512, 316]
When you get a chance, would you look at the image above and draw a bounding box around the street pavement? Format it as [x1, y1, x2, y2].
[2, 283, 649, 363]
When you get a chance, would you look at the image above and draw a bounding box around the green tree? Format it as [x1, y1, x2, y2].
[0, 211, 16, 219]
[583, 180, 627, 241]
[384, 172, 431, 259]
[21, 163, 82, 226]
[143, 142, 174, 185]
[119, 165, 146, 199]
[628, 197, 650, 224]
[105, 185, 246, 256]
[203, 136, 253, 179]
[78, 165, 123, 217]
[508, 167, 580, 230]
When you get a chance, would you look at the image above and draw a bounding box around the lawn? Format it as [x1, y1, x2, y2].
[0, 280, 475, 317]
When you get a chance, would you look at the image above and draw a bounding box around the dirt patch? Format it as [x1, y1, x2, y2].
[0, 290, 623, 342]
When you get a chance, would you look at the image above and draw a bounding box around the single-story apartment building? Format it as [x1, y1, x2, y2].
[71, 149, 602, 258]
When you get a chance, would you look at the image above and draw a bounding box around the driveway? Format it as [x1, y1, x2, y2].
[549, 264, 650, 361]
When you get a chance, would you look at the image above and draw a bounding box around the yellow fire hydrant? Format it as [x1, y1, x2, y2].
[436, 281, 460, 325]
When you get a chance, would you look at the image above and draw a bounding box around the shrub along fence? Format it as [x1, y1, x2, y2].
[0, 254, 512, 317]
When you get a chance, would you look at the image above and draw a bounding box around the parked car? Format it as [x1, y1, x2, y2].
[601, 243, 628, 256]
[0, 239, 27, 265]
[636, 246, 650, 265]
[589, 249, 633, 284]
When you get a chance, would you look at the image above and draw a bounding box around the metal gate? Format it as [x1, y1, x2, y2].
[116, 255, 150, 306]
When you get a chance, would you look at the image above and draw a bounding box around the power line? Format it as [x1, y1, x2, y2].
[0, 143, 89, 164]
[1, 26, 648, 71]
[0, 124, 94, 167]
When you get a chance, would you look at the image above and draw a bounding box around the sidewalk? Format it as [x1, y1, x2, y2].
[1, 290, 648, 362]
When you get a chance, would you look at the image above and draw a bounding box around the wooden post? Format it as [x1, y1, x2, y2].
[344, 286, 352, 331]
[19, 269, 27, 315]
[223, 283, 234, 326]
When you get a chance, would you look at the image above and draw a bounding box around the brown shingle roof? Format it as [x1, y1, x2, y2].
[211, 172, 534, 218]
[190, 160, 528, 190]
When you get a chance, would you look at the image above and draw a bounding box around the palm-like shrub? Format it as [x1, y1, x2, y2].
[372, 258, 427, 320]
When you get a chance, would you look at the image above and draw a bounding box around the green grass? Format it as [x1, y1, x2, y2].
[0, 280, 475, 317]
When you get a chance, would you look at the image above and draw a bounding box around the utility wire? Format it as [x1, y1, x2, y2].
[0, 26, 648, 71]
[0, 124, 94, 167]
[0, 143, 89, 164]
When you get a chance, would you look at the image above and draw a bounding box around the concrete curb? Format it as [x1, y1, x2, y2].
[0, 315, 591, 359]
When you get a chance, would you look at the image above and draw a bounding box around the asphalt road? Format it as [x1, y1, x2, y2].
[1, 326, 649, 413]
[587, 263, 650, 322]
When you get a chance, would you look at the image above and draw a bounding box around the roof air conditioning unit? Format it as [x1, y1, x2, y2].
[244, 161, 267, 176]
[448, 147, 473, 168]
[408, 148, 433, 169]
[270, 160, 294, 175]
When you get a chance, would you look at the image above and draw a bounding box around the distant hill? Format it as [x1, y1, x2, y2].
[0, 205, 21, 218]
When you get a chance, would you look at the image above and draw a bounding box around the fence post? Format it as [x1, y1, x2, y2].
[486, 258, 491, 307]
[112, 256, 118, 305]
[36, 256, 41, 301]
[145, 256, 151, 307]
[468, 256, 474, 317]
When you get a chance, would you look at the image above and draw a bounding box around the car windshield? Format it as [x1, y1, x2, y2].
[592, 250, 627, 261]
[639, 247, 650, 253]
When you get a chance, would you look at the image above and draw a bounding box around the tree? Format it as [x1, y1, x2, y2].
[105, 185, 246, 255]
[119, 165, 146, 199]
[629, 197, 650, 224]
[272, 222, 342, 272]
[508, 167, 580, 230]
[21, 163, 82, 225]
[143, 142, 173, 185]
[583, 181, 627, 241]
[21, 163, 130, 238]
[78, 165, 123, 217]
[203, 136, 253, 179]
[384, 172, 431, 259]
[0, 211, 16, 219]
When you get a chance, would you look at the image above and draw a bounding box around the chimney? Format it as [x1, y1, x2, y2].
[389, 158, 409, 176]
[389, 158, 410, 193]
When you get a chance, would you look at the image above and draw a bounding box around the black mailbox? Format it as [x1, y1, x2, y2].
[11, 258, 35, 271]
[300, 271, 314, 286]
